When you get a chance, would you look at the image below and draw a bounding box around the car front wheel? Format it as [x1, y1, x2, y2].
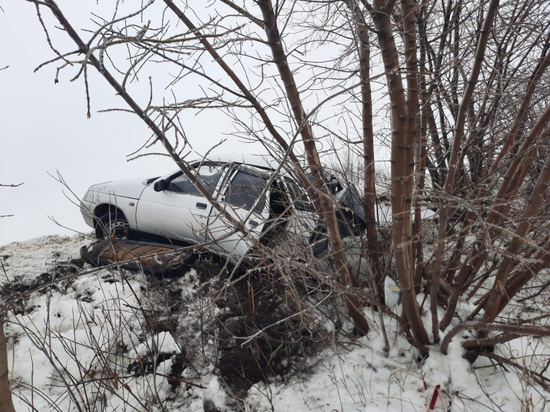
[96, 213, 130, 240]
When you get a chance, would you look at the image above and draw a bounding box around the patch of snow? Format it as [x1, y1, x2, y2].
[1, 234, 549, 411]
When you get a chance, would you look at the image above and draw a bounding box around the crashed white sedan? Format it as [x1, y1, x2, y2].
[80, 156, 365, 260]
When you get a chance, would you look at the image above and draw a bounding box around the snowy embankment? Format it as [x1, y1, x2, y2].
[0, 235, 548, 411]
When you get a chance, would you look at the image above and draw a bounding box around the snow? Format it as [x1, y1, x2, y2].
[1, 235, 549, 411]
[131, 332, 182, 359]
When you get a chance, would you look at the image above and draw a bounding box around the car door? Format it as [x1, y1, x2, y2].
[281, 177, 317, 244]
[206, 166, 270, 257]
[135, 163, 226, 244]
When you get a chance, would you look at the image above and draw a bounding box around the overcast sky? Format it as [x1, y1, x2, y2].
[0, 0, 267, 246]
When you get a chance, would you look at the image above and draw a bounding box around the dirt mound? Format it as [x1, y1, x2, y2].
[81, 240, 332, 397]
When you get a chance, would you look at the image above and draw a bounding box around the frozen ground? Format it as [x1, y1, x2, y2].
[0, 234, 548, 411]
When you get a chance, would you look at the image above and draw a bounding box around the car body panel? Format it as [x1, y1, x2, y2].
[80, 199, 96, 227]
[136, 186, 212, 243]
[205, 166, 271, 256]
[82, 177, 150, 230]
[135, 164, 228, 244]
[90, 177, 149, 200]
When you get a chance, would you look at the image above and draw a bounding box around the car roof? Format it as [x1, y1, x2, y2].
[199, 153, 279, 169]
[192, 152, 306, 176]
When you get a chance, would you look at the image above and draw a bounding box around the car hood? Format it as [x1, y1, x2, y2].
[89, 177, 151, 200]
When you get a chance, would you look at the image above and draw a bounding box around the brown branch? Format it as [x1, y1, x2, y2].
[461, 333, 521, 349]
[218, 0, 264, 28]
[345, 0, 381, 279]
[402, 0, 430, 343]
[417, 5, 439, 343]
[441, 321, 550, 355]
[470, 351, 550, 391]
[0, 183, 24, 188]
[0, 324, 16, 412]
[487, 34, 550, 175]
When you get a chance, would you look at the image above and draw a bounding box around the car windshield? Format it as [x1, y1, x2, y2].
[146, 176, 160, 185]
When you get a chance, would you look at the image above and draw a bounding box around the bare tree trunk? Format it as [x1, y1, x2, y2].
[358, 20, 381, 281]
[400, 0, 424, 300]
[370, 0, 430, 346]
[346, 0, 381, 280]
[417, 8, 439, 342]
[0, 324, 16, 412]
[257, 0, 370, 334]
[347, 0, 389, 350]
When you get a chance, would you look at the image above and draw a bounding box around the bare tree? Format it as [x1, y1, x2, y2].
[21, 0, 550, 366]
[0, 183, 20, 411]
[0, 245, 16, 410]
[0, 323, 15, 412]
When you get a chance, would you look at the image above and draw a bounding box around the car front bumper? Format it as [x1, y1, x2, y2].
[80, 190, 96, 229]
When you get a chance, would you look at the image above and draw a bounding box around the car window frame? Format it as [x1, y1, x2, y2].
[283, 177, 315, 213]
[222, 165, 271, 215]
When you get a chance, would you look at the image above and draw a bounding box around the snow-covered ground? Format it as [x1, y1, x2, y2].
[0, 235, 548, 411]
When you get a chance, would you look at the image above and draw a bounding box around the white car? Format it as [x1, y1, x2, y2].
[80, 155, 365, 260]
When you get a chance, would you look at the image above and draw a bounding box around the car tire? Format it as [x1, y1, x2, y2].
[96, 212, 130, 240]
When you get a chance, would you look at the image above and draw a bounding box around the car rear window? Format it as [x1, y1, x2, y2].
[226, 171, 267, 214]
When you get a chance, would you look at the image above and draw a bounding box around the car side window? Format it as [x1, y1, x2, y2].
[167, 165, 223, 196]
[226, 170, 267, 214]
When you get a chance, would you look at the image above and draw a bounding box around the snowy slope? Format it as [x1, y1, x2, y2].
[0, 235, 548, 411]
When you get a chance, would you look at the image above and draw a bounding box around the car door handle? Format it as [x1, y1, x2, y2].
[196, 202, 207, 210]
[249, 220, 259, 227]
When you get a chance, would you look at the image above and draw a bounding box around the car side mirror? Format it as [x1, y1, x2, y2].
[154, 179, 166, 192]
